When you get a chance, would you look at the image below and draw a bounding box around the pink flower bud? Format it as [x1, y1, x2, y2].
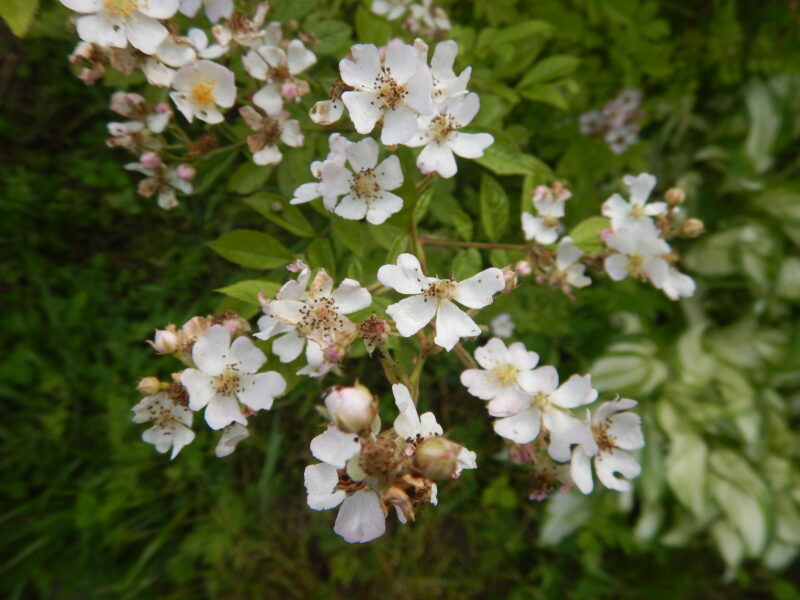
[152, 328, 178, 354]
[286, 259, 308, 273]
[324, 384, 377, 433]
[600, 228, 614, 244]
[515, 260, 532, 277]
[176, 164, 196, 181]
[154, 103, 171, 114]
[110, 91, 145, 116]
[280, 82, 300, 102]
[140, 152, 162, 169]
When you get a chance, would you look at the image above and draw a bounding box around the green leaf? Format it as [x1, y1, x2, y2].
[385, 232, 409, 264]
[304, 20, 352, 55]
[480, 174, 509, 242]
[489, 249, 509, 267]
[216, 280, 281, 305]
[413, 188, 434, 224]
[354, 6, 391, 45]
[227, 162, 273, 194]
[193, 149, 239, 195]
[475, 141, 553, 177]
[517, 55, 580, 88]
[208, 230, 293, 269]
[243, 193, 315, 237]
[0, 0, 39, 36]
[332, 219, 365, 257]
[452, 248, 482, 280]
[518, 83, 570, 110]
[452, 209, 474, 241]
[306, 238, 336, 275]
[568, 216, 611, 252]
[492, 20, 553, 45]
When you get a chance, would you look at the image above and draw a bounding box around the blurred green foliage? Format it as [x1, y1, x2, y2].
[3, 0, 800, 598]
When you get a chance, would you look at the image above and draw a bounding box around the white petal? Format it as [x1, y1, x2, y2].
[228, 335, 266, 374]
[382, 106, 418, 145]
[180, 369, 216, 411]
[287, 39, 317, 73]
[191, 324, 230, 375]
[374, 155, 403, 190]
[61, 0, 102, 12]
[556, 237, 583, 271]
[474, 337, 509, 369]
[343, 91, 383, 134]
[347, 137, 379, 171]
[334, 194, 367, 221]
[451, 268, 505, 309]
[486, 387, 531, 417]
[604, 254, 630, 281]
[237, 371, 286, 411]
[493, 407, 541, 444]
[644, 257, 669, 288]
[517, 365, 558, 395]
[271, 330, 306, 363]
[417, 142, 456, 178]
[333, 279, 372, 314]
[305, 463, 346, 510]
[339, 44, 381, 89]
[366, 192, 403, 225]
[377, 253, 429, 294]
[124, 14, 168, 55]
[319, 162, 353, 198]
[607, 412, 644, 450]
[383, 39, 417, 83]
[460, 369, 501, 400]
[386, 295, 438, 337]
[624, 172, 657, 205]
[178, 0, 201, 16]
[253, 144, 282, 166]
[169, 424, 195, 459]
[215, 423, 249, 458]
[334, 490, 386, 543]
[508, 342, 539, 371]
[392, 383, 421, 439]
[434, 299, 480, 351]
[310, 425, 361, 468]
[419, 412, 443, 438]
[280, 120, 303, 147]
[550, 374, 597, 409]
[403, 66, 434, 115]
[269, 299, 305, 325]
[662, 268, 696, 300]
[142, 425, 172, 454]
[253, 82, 283, 116]
[76, 14, 127, 48]
[204, 394, 246, 430]
[594, 397, 638, 423]
[449, 131, 493, 159]
[137, 0, 179, 19]
[570, 447, 594, 494]
[595, 448, 641, 492]
[204, 0, 233, 22]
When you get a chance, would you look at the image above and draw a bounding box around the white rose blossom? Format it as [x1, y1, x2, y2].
[179, 0, 233, 23]
[132, 392, 195, 459]
[60, 0, 179, 55]
[186, 27, 228, 59]
[316, 137, 404, 224]
[371, 0, 413, 20]
[602, 173, 666, 233]
[339, 40, 434, 144]
[553, 237, 591, 289]
[567, 398, 644, 493]
[522, 184, 571, 245]
[378, 253, 505, 351]
[170, 59, 236, 124]
[243, 39, 317, 113]
[291, 133, 353, 208]
[604, 228, 670, 289]
[460, 338, 540, 417]
[489, 313, 515, 339]
[413, 39, 471, 104]
[239, 87, 304, 166]
[180, 325, 287, 430]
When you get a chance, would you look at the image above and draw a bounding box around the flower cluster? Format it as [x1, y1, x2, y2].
[461, 338, 644, 499]
[371, 0, 452, 37]
[579, 88, 644, 154]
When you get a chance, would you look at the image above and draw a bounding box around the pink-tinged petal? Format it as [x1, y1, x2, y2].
[137, 0, 179, 19]
[61, 0, 102, 13]
[333, 279, 372, 314]
[215, 423, 249, 458]
[386, 295, 438, 337]
[570, 447, 594, 494]
[333, 194, 367, 221]
[305, 463, 346, 510]
[434, 299, 480, 351]
[228, 336, 266, 374]
[382, 106, 418, 145]
[486, 387, 531, 417]
[124, 14, 168, 55]
[474, 337, 510, 369]
[366, 192, 403, 225]
[417, 142, 457, 178]
[377, 253, 430, 294]
[237, 371, 285, 411]
[181, 369, 217, 411]
[451, 267, 505, 309]
[604, 253, 630, 281]
[460, 369, 500, 400]
[392, 383, 421, 439]
[347, 137, 379, 171]
[342, 91, 383, 134]
[449, 131, 493, 159]
[493, 407, 541, 444]
[310, 425, 361, 468]
[550, 374, 597, 409]
[383, 39, 418, 83]
[517, 365, 558, 395]
[192, 324, 230, 375]
[339, 44, 381, 89]
[204, 394, 246, 430]
[76, 14, 127, 48]
[271, 330, 306, 363]
[374, 155, 403, 190]
[334, 490, 386, 543]
[595, 448, 641, 492]
[507, 342, 539, 371]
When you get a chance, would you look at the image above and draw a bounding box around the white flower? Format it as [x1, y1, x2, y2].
[125, 160, 192, 210]
[243, 39, 316, 112]
[408, 0, 451, 33]
[187, 27, 228, 59]
[340, 40, 434, 144]
[132, 392, 195, 459]
[316, 137, 404, 224]
[170, 59, 236, 124]
[60, 0, 178, 55]
[180, 325, 287, 430]
[378, 253, 505, 351]
[493, 367, 597, 447]
[239, 87, 304, 165]
[413, 39, 471, 104]
[371, 0, 413, 20]
[405, 92, 493, 178]
[291, 133, 353, 208]
[179, 0, 232, 23]
[215, 422, 250, 457]
[489, 313, 515, 339]
[392, 383, 443, 440]
[661, 267, 696, 300]
[460, 338, 539, 417]
[568, 398, 644, 493]
[521, 184, 571, 244]
[211, 3, 272, 48]
[602, 173, 666, 233]
[554, 237, 591, 289]
[604, 228, 671, 288]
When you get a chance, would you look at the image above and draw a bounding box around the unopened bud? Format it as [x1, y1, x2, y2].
[140, 152, 162, 169]
[501, 267, 518, 293]
[176, 164, 196, 181]
[324, 384, 377, 433]
[151, 328, 178, 354]
[665, 187, 685, 206]
[680, 218, 704, 238]
[137, 376, 161, 395]
[413, 437, 462, 480]
[515, 260, 532, 277]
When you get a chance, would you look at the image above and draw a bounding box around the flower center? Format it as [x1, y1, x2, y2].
[423, 280, 455, 300]
[533, 391, 550, 409]
[351, 168, 380, 200]
[259, 116, 283, 147]
[213, 368, 242, 396]
[103, 0, 137, 18]
[268, 64, 291, 83]
[297, 296, 345, 337]
[594, 423, 615, 451]
[630, 204, 646, 218]
[627, 253, 645, 276]
[190, 78, 216, 107]
[492, 364, 519, 386]
[542, 215, 560, 228]
[374, 68, 408, 110]
[430, 113, 456, 143]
